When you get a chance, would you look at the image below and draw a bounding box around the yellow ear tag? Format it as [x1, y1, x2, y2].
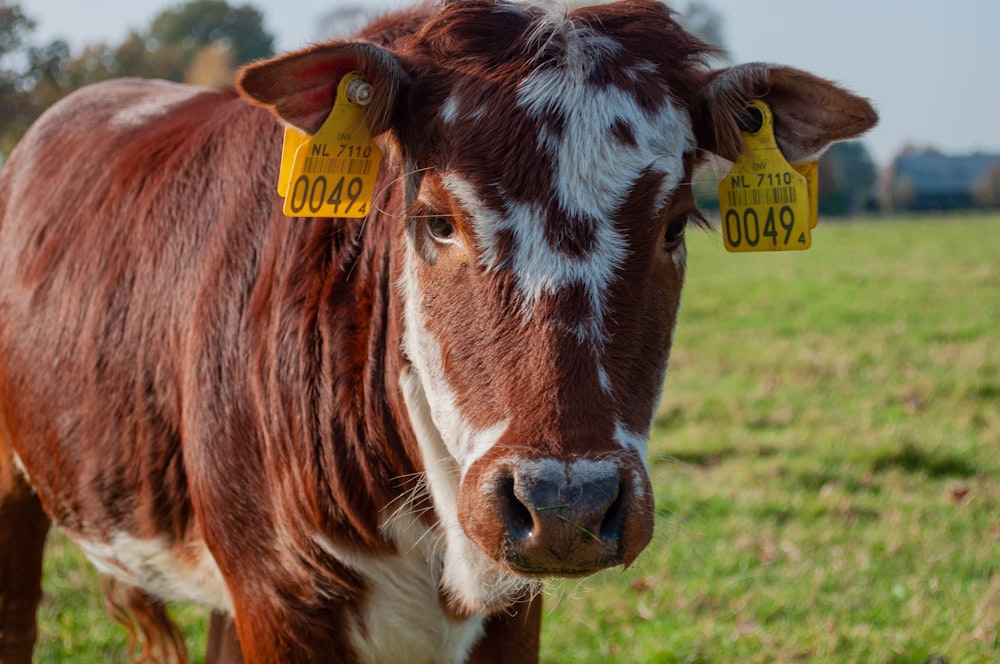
[280, 71, 382, 218]
[793, 160, 819, 229]
[718, 100, 813, 252]
[277, 126, 309, 197]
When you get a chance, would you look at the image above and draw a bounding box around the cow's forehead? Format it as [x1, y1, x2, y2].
[423, 3, 695, 205]
[409, 5, 694, 339]
[515, 60, 692, 216]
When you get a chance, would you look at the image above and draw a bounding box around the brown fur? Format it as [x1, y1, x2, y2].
[0, 1, 876, 662]
[103, 578, 189, 664]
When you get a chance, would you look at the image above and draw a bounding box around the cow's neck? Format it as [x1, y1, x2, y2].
[253, 179, 425, 557]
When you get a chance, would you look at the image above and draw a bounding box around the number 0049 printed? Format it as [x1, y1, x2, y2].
[718, 168, 812, 253]
[723, 204, 809, 250]
[286, 175, 368, 216]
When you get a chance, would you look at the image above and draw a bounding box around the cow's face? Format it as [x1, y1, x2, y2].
[237, 0, 877, 616]
[392, 1, 709, 611]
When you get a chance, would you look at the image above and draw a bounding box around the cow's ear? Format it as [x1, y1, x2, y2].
[236, 42, 406, 136]
[694, 63, 878, 163]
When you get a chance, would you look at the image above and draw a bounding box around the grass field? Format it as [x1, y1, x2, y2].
[32, 213, 999, 662]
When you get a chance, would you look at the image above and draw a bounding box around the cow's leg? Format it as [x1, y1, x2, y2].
[467, 595, 542, 664]
[0, 449, 51, 664]
[205, 610, 244, 664]
[102, 577, 190, 664]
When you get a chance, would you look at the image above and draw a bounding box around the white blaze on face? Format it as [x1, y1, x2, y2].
[400, 243, 509, 474]
[452, 58, 692, 347]
[398, 14, 696, 607]
[402, 33, 696, 490]
[435, 51, 692, 456]
[398, 366, 535, 612]
[614, 420, 652, 474]
[518, 60, 690, 223]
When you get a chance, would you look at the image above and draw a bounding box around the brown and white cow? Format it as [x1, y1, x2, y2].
[0, 0, 876, 661]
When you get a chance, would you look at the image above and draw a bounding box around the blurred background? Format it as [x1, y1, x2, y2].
[5, 0, 1000, 214]
[3, 2, 997, 662]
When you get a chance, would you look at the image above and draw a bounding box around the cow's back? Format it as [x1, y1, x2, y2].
[0, 78, 279, 540]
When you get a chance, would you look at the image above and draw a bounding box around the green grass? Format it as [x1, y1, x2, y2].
[33, 214, 1000, 662]
[541, 213, 1000, 663]
[36, 535, 209, 662]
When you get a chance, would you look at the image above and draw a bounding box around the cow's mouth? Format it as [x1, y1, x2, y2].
[494, 473, 629, 576]
[459, 455, 654, 579]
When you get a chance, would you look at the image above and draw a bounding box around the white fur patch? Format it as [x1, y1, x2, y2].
[514, 456, 619, 490]
[313, 516, 487, 664]
[614, 420, 650, 465]
[399, 367, 535, 613]
[400, 242, 510, 472]
[597, 365, 613, 395]
[517, 57, 690, 302]
[73, 532, 232, 612]
[672, 240, 687, 275]
[452, 186, 627, 344]
[518, 75, 688, 222]
[440, 87, 489, 127]
[442, 63, 691, 346]
[11, 451, 30, 482]
[440, 94, 461, 125]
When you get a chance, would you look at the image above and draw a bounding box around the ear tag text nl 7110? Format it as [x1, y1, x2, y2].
[278, 71, 382, 218]
[718, 100, 818, 252]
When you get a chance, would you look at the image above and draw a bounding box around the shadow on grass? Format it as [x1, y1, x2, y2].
[796, 468, 881, 495]
[870, 442, 978, 479]
[654, 445, 778, 469]
[752, 503, 880, 525]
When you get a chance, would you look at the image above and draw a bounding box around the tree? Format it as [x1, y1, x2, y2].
[187, 42, 236, 89]
[0, 3, 38, 156]
[147, 0, 273, 70]
[106, 1, 274, 83]
[677, 1, 728, 56]
[817, 141, 878, 216]
[0, 3, 33, 58]
[0, 1, 275, 160]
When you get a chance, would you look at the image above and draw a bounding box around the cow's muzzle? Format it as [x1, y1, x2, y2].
[460, 456, 654, 577]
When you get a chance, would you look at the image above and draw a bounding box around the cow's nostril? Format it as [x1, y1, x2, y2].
[499, 475, 535, 540]
[460, 459, 656, 577]
[599, 485, 625, 542]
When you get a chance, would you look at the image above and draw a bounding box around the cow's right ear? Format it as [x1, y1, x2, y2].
[236, 42, 406, 137]
[694, 63, 878, 164]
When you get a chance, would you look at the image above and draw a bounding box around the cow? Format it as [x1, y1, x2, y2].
[0, 0, 877, 662]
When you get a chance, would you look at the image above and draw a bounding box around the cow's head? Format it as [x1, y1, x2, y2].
[239, 0, 876, 613]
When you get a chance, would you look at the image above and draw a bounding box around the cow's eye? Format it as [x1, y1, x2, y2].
[664, 215, 687, 247]
[426, 216, 455, 243]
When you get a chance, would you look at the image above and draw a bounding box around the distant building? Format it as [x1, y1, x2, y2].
[891, 153, 1000, 210]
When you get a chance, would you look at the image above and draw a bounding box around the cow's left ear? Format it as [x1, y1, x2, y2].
[237, 42, 406, 137]
[694, 63, 878, 163]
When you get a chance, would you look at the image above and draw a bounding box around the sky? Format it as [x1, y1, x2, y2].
[21, 0, 1000, 168]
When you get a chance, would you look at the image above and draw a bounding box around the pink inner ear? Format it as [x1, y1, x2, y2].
[275, 59, 361, 134]
[238, 51, 363, 134]
[237, 42, 405, 137]
[282, 91, 336, 135]
[698, 63, 878, 164]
